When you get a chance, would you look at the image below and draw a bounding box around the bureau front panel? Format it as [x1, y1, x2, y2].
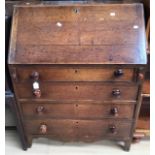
[16, 67, 135, 82]
[24, 119, 132, 141]
[15, 82, 138, 101]
[21, 102, 135, 119]
[9, 4, 146, 65]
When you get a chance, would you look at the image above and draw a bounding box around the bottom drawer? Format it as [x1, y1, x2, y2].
[24, 119, 132, 141]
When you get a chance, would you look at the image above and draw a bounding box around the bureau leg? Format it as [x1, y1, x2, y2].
[8, 95, 28, 150]
[124, 140, 131, 151]
[27, 136, 32, 148]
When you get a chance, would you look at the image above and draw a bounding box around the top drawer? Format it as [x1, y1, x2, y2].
[14, 66, 136, 82]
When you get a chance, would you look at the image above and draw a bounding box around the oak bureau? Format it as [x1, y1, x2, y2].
[8, 3, 147, 151]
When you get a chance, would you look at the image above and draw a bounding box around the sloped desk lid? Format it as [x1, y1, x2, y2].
[8, 3, 147, 65]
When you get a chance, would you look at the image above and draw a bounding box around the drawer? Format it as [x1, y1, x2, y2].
[16, 82, 138, 101]
[24, 119, 76, 141]
[21, 102, 135, 119]
[77, 120, 132, 141]
[15, 66, 135, 82]
[24, 119, 132, 141]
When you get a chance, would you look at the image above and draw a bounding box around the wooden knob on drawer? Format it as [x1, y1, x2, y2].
[114, 69, 123, 77]
[31, 71, 39, 80]
[112, 89, 121, 96]
[110, 107, 118, 116]
[33, 89, 41, 98]
[138, 73, 144, 80]
[36, 106, 45, 114]
[40, 124, 47, 134]
[109, 125, 117, 134]
[12, 72, 17, 80]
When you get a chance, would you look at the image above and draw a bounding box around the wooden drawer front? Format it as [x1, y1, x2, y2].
[16, 82, 138, 101]
[16, 67, 135, 82]
[76, 104, 134, 119]
[24, 119, 132, 141]
[77, 120, 132, 141]
[21, 102, 135, 119]
[24, 119, 76, 141]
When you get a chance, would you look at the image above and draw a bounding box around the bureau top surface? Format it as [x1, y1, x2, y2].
[8, 3, 147, 65]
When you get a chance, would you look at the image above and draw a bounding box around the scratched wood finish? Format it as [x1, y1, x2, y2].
[21, 102, 135, 119]
[8, 4, 147, 64]
[15, 82, 138, 100]
[15, 66, 135, 82]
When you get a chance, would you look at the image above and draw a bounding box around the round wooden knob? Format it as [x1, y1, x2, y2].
[36, 106, 45, 114]
[112, 89, 121, 96]
[138, 73, 144, 80]
[33, 89, 41, 98]
[109, 125, 117, 134]
[114, 69, 123, 77]
[12, 73, 17, 80]
[40, 124, 47, 134]
[31, 71, 39, 80]
[110, 107, 118, 116]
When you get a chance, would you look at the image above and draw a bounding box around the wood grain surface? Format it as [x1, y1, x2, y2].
[8, 4, 147, 64]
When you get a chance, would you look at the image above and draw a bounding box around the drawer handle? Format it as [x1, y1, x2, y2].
[110, 107, 118, 116]
[138, 73, 144, 81]
[31, 71, 39, 80]
[112, 89, 121, 96]
[36, 106, 45, 114]
[114, 69, 123, 77]
[40, 124, 47, 134]
[32, 81, 41, 98]
[109, 125, 117, 134]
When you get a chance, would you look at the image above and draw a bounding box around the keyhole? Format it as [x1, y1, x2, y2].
[75, 70, 78, 73]
[76, 121, 79, 128]
[73, 8, 80, 14]
[75, 86, 78, 90]
[109, 56, 113, 61]
[76, 104, 78, 107]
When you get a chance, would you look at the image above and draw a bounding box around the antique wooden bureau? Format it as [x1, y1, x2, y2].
[8, 3, 147, 151]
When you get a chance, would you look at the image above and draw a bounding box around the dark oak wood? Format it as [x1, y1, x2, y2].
[21, 102, 135, 119]
[15, 66, 135, 82]
[15, 82, 138, 101]
[24, 119, 132, 141]
[8, 3, 147, 151]
[8, 3, 146, 65]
